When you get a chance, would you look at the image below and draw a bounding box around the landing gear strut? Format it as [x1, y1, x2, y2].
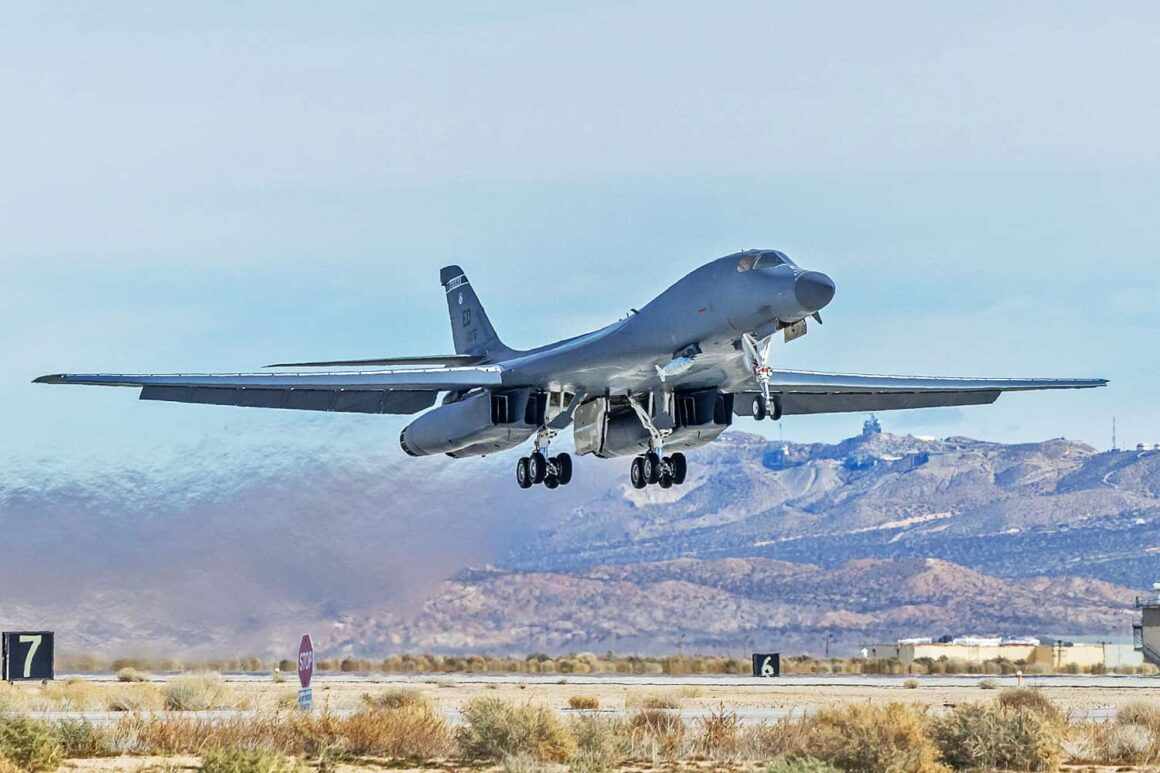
[742, 333, 782, 421]
[515, 427, 573, 490]
[626, 393, 689, 489]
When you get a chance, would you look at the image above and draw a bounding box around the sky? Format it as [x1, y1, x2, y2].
[2, 1, 1158, 470]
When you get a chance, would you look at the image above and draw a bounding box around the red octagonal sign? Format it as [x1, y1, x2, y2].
[297, 634, 314, 689]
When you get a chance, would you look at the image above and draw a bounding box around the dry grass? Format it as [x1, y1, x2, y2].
[199, 746, 304, 772]
[106, 684, 165, 712]
[55, 719, 114, 758]
[797, 703, 948, 773]
[1072, 722, 1158, 766]
[163, 673, 233, 711]
[626, 692, 679, 710]
[902, 678, 920, 689]
[696, 704, 740, 758]
[627, 708, 685, 760]
[996, 687, 1065, 725]
[1118, 701, 1160, 730]
[931, 701, 1063, 771]
[764, 759, 840, 773]
[567, 695, 600, 710]
[339, 704, 454, 759]
[117, 667, 150, 683]
[568, 715, 625, 772]
[456, 696, 577, 763]
[1070, 701, 1160, 766]
[359, 687, 429, 711]
[0, 717, 64, 772]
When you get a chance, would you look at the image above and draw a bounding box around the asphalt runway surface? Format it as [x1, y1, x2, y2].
[66, 671, 1160, 689]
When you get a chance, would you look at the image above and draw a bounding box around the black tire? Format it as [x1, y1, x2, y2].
[544, 474, 560, 490]
[752, 396, 767, 421]
[529, 451, 547, 484]
[555, 453, 573, 485]
[516, 457, 533, 489]
[671, 452, 687, 485]
[659, 472, 673, 489]
[645, 451, 661, 484]
[630, 457, 647, 489]
[771, 395, 783, 421]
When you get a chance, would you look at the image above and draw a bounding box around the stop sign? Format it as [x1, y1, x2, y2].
[297, 634, 314, 688]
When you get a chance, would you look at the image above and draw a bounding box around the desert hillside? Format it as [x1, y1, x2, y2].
[1, 427, 1156, 656]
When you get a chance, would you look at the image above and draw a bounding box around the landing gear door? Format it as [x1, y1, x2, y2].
[572, 398, 609, 456]
[783, 319, 807, 343]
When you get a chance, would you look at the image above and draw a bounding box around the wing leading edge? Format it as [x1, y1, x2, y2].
[732, 370, 1107, 417]
[33, 366, 503, 416]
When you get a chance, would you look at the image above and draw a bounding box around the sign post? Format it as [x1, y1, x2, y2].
[297, 634, 314, 711]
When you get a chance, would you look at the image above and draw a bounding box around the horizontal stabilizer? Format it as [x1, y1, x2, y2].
[265, 354, 483, 368]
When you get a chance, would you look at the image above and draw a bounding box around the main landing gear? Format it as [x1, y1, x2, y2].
[630, 451, 687, 490]
[626, 393, 689, 489]
[515, 428, 572, 490]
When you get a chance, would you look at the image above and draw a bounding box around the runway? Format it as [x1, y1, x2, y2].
[67, 671, 1160, 689]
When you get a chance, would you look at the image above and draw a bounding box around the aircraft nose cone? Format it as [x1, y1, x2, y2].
[794, 271, 836, 311]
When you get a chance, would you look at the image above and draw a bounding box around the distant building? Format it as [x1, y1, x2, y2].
[866, 636, 1142, 669]
[1134, 583, 1160, 666]
[862, 415, 882, 436]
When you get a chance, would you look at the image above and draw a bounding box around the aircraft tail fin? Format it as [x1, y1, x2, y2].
[440, 265, 509, 358]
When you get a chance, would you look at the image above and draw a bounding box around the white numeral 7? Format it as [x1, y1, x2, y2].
[19, 635, 42, 678]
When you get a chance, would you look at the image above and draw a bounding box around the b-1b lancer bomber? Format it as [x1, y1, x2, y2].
[36, 250, 1106, 490]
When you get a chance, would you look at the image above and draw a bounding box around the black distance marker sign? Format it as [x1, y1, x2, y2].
[3, 631, 54, 681]
[752, 652, 780, 678]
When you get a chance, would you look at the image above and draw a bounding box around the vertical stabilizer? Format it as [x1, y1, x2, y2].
[440, 265, 508, 358]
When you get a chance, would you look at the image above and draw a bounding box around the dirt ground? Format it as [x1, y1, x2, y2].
[10, 677, 1159, 771]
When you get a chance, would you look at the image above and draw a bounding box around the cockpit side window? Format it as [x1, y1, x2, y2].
[736, 254, 760, 272]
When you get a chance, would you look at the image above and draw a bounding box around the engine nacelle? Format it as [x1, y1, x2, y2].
[573, 390, 733, 458]
[400, 389, 545, 457]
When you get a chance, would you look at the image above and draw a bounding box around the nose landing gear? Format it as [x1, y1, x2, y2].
[742, 333, 783, 422]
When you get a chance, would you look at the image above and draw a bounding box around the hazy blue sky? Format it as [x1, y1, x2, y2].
[3, 1, 1158, 467]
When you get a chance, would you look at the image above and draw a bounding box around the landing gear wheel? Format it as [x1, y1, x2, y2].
[771, 395, 783, 421]
[554, 453, 573, 485]
[751, 396, 767, 421]
[516, 457, 533, 489]
[529, 451, 547, 484]
[544, 474, 560, 490]
[630, 457, 647, 489]
[670, 452, 687, 485]
[659, 471, 673, 489]
[645, 451, 661, 484]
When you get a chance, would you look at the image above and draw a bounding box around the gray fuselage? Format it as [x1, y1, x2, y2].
[493, 250, 834, 396]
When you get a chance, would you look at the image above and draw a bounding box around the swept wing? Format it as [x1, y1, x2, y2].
[33, 366, 502, 415]
[733, 370, 1107, 416]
